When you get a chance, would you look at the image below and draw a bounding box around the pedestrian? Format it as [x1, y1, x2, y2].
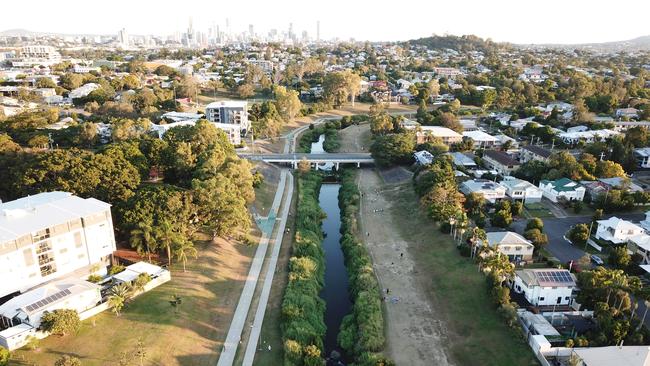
[268, 345, 272, 351]
[386, 288, 390, 294]
[367, 232, 370, 237]
[400, 252, 404, 259]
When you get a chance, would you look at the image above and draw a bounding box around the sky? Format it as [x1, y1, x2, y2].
[4, 0, 650, 44]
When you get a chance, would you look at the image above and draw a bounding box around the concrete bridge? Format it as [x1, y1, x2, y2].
[240, 153, 374, 169]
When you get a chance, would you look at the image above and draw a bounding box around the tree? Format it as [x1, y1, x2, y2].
[173, 239, 197, 272]
[154, 219, 184, 266]
[323, 70, 361, 107]
[130, 220, 157, 261]
[595, 160, 627, 178]
[569, 224, 590, 246]
[526, 218, 544, 231]
[60, 73, 84, 90]
[420, 186, 465, 222]
[236, 83, 255, 99]
[175, 75, 198, 99]
[298, 157, 311, 173]
[511, 201, 523, 217]
[134, 338, 147, 366]
[369, 109, 393, 135]
[609, 246, 631, 269]
[524, 228, 548, 251]
[133, 273, 152, 293]
[492, 201, 513, 228]
[0, 133, 21, 154]
[464, 192, 486, 216]
[273, 85, 301, 121]
[54, 355, 81, 366]
[27, 134, 50, 149]
[438, 112, 463, 133]
[108, 283, 132, 316]
[427, 79, 440, 98]
[40, 309, 81, 336]
[370, 132, 416, 166]
[0, 347, 9, 366]
[192, 176, 251, 238]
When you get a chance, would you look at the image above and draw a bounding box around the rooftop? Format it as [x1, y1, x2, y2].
[573, 346, 650, 366]
[597, 217, 644, 232]
[0, 192, 111, 244]
[483, 150, 520, 167]
[540, 178, 581, 192]
[485, 231, 533, 247]
[516, 268, 576, 288]
[205, 100, 248, 109]
[521, 144, 553, 158]
[462, 130, 499, 142]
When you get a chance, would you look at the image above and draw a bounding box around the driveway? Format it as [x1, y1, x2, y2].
[510, 213, 645, 263]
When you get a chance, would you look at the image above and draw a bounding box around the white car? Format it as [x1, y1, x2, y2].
[591, 255, 604, 266]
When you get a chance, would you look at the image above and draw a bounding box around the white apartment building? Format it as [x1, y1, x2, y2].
[205, 101, 250, 145]
[0, 192, 116, 298]
[11, 45, 62, 67]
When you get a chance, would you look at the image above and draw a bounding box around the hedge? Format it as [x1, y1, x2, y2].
[281, 172, 327, 365]
[337, 169, 394, 365]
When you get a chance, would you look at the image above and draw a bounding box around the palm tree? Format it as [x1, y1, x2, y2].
[155, 220, 183, 266]
[130, 221, 156, 262]
[108, 283, 132, 316]
[173, 239, 197, 272]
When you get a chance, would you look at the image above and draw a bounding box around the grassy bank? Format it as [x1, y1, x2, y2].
[337, 169, 393, 365]
[388, 185, 538, 366]
[280, 172, 327, 365]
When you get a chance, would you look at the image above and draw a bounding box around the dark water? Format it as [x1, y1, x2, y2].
[318, 183, 352, 363]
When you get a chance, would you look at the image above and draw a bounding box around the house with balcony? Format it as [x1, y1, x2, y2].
[595, 217, 645, 244]
[538, 178, 585, 203]
[500, 176, 543, 203]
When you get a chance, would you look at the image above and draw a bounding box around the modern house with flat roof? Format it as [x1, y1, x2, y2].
[0, 192, 116, 298]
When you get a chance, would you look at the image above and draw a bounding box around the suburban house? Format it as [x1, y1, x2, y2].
[459, 119, 478, 132]
[615, 107, 639, 119]
[538, 178, 586, 203]
[511, 269, 576, 307]
[448, 152, 477, 168]
[595, 217, 645, 244]
[0, 192, 116, 299]
[482, 150, 521, 175]
[204, 100, 250, 145]
[628, 234, 650, 265]
[484, 231, 534, 263]
[459, 179, 507, 203]
[462, 130, 500, 148]
[494, 134, 518, 149]
[572, 346, 650, 366]
[634, 147, 650, 168]
[519, 145, 553, 163]
[639, 211, 650, 232]
[500, 176, 543, 203]
[558, 129, 621, 145]
[413, 150, 434, 166]
[415, 126, 463, 145]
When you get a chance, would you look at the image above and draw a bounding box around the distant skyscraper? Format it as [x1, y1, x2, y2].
[288, 22, 294, 40]
[317, 21, 320, 43]
[118, 28, 129, 48]
[249, 24, 254, 38]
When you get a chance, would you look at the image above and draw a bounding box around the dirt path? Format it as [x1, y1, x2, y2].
[358, 169, 453, 366]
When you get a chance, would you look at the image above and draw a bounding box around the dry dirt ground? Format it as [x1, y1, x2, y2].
[358, 169, 453, 366]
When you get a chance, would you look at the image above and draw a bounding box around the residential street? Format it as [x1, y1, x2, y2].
[509, 213, 645, 263]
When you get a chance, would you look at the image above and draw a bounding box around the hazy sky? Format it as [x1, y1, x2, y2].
[4, 0, 649, 44]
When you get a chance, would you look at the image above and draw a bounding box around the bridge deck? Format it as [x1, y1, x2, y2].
[240, 153, 374, 163]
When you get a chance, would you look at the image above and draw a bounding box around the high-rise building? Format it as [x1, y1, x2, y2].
[205, 101, 250, 145]
[118, 28, 129, 48]
[249, 24, 254, 38]
[317, 21, 320, 43]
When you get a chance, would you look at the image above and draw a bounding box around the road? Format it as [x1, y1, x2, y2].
[216, 170, 289, 366]
[510, 213, 645, 263]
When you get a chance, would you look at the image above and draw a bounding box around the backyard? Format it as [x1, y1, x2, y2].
[382, 178, 538, 366]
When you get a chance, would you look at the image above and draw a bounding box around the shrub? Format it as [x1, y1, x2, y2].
[40, 309, 81, 336]
[87, 274, 102, 283]
[54, 355, 81, 366]
[109, 264, 126, 275]
[525, 218, 544, 231]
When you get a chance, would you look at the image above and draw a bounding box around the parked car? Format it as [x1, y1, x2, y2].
[591, 255, 604, 266]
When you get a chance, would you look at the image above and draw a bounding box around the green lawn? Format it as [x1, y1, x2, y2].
[524, 203, 554, 218]
[10, 237, 256, 366]
[388, 186, 538, 366]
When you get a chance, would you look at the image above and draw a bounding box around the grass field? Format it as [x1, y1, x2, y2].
[10, 235, 256, 366]
[387, 185, 538, 366]
[524, 203, 555, 218]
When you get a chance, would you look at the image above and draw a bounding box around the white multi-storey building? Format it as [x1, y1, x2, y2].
[512, 269, 575, 307]
[10, 45, 62, 67]
[205, 101, 250, 145]
[0, 192, 116, 298]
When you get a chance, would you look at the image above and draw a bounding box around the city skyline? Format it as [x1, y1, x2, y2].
[2, 0, 650, 44]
